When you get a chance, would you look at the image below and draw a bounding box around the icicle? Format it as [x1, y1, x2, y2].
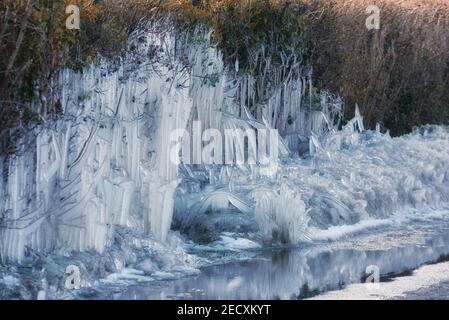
[0, 28, 196, 261]
[354, 104, 365, 132]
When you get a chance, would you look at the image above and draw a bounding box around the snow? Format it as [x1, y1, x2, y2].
[214, 235, 262, 251]
[311, 261, 449, 300]
[102, 268, 154, 285]
[308, 219, 392, 241]
[1, 275, 20, 287]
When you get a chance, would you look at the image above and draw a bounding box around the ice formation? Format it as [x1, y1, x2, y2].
[1, 23, 449, 269]
[0, 26, 195, 262]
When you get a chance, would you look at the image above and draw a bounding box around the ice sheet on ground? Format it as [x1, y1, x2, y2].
[311, 261, 449, 300]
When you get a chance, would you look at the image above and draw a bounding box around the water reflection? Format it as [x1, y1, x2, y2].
[111, 221, 449, 300]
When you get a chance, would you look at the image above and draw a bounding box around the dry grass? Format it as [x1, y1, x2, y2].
[303, 0, 449, 133]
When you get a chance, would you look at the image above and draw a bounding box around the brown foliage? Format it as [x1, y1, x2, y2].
[164, 0, 449, 134]
[1, 0, 448, 156]
[0, 0, 163, 154]
[304, 0, 449, 134]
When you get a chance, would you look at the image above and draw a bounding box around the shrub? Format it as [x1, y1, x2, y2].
[304, 0, 449, 135]
[1, 0, 448, 155]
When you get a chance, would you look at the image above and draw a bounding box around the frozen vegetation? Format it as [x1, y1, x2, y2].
[1, 23, 449, 299]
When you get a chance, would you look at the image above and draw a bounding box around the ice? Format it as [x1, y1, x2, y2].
[216, 235, 261, 251]
[0, 26, 195, 262]
[175, 121, 449, 245]
[111, 216, 449, 300]
[103, 268, 154, 285]
[251, 184, 312, 243]
[1, 23, 449, 275]
[1, 275, 20, 287]
[308, 219, 393, 242]
[176, 95, 449, 247]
